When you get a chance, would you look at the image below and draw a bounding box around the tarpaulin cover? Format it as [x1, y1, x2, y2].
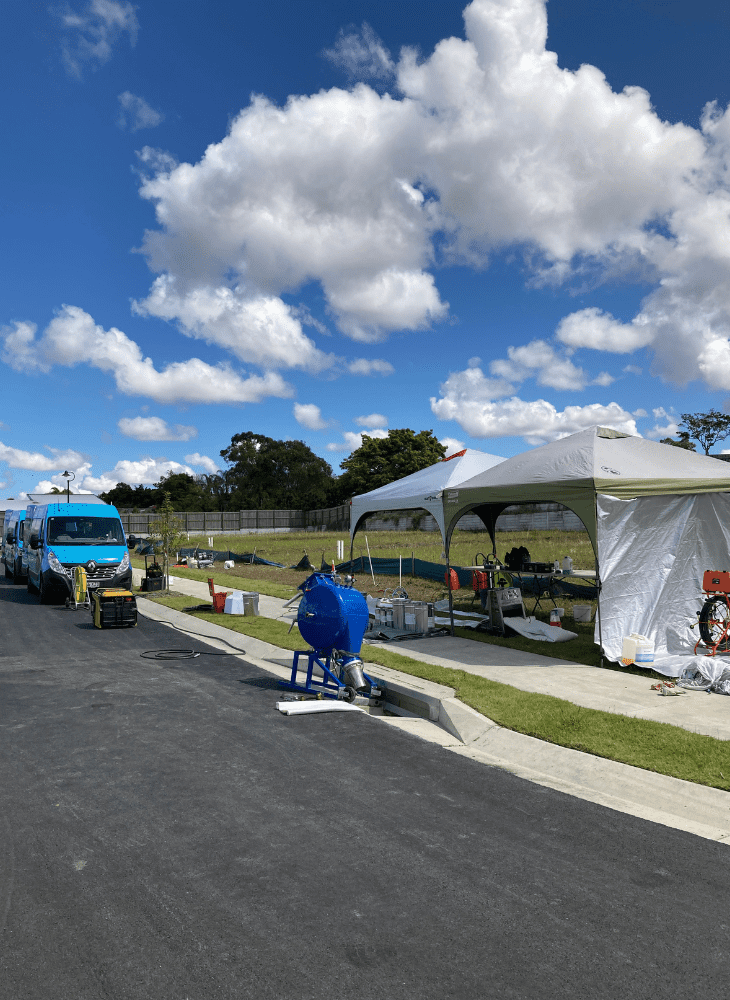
[177, 547, 286, 567]
[336, 556, 473, 586]
[596, 492, 730, 682]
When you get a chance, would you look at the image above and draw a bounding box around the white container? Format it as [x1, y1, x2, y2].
[562, 556, 573, 574]
[621, 633, 654, 667]
[573, 604, 591, 622]
[224, 590, 245, 614]
[553, 560, 561, 573]
[224, 559, 234, 569]
[224, 590, 259, 615]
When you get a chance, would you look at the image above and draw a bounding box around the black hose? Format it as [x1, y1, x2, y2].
[139, 609, 247, 659]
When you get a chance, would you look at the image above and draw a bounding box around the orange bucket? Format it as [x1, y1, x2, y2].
[212, 592, 226, 613]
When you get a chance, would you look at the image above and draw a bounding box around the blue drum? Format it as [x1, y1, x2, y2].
[297, 573, 369, 662]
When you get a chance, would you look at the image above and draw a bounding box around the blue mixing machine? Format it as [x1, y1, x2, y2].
[283, 572, 380, 701]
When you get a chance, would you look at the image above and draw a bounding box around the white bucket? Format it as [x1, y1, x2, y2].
[224, 559, 234, 569]
[573, 604, 591, 622]
[621, 633, 654, 667]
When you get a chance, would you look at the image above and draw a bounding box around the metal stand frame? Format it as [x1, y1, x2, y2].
[281, 650, 379, 699]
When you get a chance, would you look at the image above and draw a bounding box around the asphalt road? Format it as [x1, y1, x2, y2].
[1, 576, 729, 999]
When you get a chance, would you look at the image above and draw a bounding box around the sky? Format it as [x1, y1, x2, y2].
[2, 0, 730, 498]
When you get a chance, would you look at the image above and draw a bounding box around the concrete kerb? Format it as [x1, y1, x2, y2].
[132, 573, 730, 844]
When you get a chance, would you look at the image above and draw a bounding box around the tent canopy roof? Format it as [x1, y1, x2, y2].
[349, 448, 504, 542]
[444, 426, 730, 552]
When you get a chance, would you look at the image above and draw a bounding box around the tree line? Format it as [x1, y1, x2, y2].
[100, 428, 447, 512]
[98, 409, 730, 513]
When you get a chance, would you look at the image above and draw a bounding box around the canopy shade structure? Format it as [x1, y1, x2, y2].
[349, 448, 505, 545]
[443, 426, 730, 554]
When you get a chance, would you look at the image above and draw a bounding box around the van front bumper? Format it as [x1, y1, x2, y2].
[52, 564, 134, 597]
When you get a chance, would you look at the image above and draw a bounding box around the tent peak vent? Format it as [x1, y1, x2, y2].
[597, 427, 631, 439]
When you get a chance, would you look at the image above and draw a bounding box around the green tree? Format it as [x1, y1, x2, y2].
[100, 482, 156, 508]
[220, 432, 334, 510]
[151, 471, 214, 511]
[680, 410, 730, 455]
[659, 431, 696, 451]
[332, 428, 446, 501]
[148, 492, 185, 592]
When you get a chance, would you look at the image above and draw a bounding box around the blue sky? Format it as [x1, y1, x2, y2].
[2, 0, 730, 498]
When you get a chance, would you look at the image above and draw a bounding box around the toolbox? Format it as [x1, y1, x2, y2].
[91, 588, 138, 628]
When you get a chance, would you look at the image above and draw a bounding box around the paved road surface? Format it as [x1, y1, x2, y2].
[0, 577, 728, 998]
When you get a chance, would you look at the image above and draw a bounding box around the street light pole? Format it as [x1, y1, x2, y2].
[62, 470, 75, 503]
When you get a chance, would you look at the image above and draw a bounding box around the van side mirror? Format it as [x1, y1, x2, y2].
[29, 534, 39, 550]
[127, 534, 137, 549]
[5, 532, 12, 544]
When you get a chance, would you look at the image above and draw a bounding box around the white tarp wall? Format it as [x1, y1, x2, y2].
[596, 492, 730, 682]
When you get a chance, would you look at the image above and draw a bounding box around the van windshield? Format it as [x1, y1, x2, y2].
[47, 517, 125, 546]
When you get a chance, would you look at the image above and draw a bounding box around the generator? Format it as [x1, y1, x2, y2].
[485, 586, 526, 635]
[91, 588, 138, 628]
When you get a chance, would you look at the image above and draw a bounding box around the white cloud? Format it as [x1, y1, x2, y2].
[354, 413, 388, 428]
[293, 403, 331, 431]
[71, 456, 196, 494]
[0, 441, 86, 472]
[134, 277, 336, 373]
[430, 364, 637, 445]
[326, 428, 389, 452]
[556, 308, 655, 354]
[117, 416, 197, 441]
[645, 407, 680, 440]
[324, 23, 395, 81]
[184, 453, 220, 474]
[129, 0, 730, 394]
[441, 436, 466, 456]
[2, 305, 293, 405]
[117, 91, 163, 131]
[624, 365, 643, 376]
[490, 339, 590, 391]
[347, 358, 395, 376]
[56, 0, 139, 78]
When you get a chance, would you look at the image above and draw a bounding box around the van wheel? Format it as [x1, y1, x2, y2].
[27, 575, 38, 595]
[14, 559, 22, 583]
[4, 562, 10, 579]
[38, 576, 51, 604]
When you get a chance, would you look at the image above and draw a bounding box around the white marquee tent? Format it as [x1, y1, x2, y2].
[349, 448, 505, 548]
[446, 426, 730, 680]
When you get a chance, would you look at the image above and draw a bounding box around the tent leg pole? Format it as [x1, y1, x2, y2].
[446, 545, 455, 636]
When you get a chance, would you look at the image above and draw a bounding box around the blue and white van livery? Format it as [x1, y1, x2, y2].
[2, 508, 27, 582]
[25, 502, 132, 603]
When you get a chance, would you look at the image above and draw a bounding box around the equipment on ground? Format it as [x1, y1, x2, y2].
[65, 565, 90, 610]
[282, 572, 381, 702]
[91, 588, 137, 628]
[140, 554, 164, 592]
[485, 586, 526, 635]
[695, 570, 730, 655]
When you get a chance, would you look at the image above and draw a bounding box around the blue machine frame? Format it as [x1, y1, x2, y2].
[283, 648, 380, 700]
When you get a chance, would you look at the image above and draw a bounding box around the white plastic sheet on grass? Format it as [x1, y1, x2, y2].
[597, 492, 730, 683]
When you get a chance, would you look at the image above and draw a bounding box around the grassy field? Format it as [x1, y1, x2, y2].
[141, 527, 597, 617]
[172, 526, 595, 573]
[144, 592, 730, 792]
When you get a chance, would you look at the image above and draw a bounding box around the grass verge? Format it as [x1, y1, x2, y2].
[143, 593, 730, 792]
